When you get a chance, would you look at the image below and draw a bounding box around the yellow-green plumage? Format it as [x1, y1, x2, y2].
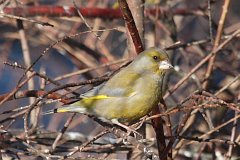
[47, 47, 173, 123]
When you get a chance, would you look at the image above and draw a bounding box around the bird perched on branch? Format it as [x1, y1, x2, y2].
[44, 47, 173, 127]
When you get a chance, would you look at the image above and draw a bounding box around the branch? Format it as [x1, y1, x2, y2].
[3, 6, 204, 19]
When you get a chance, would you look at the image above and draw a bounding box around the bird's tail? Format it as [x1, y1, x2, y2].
[42, 105, 87, 115]
[42, 108, 58, 115]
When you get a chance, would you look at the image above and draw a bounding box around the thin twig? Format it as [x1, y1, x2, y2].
[203, 0, 231, 89]
[51, 113, 76, 152]
[225, 112, 238, 159]
[0, 72, 35, 105]
[164, 28, 240, 99]
[0, 13, 54, 27]
[16, 28, 116, 87]
[207, 0, 213, 43]
[72, 0, 100, 40]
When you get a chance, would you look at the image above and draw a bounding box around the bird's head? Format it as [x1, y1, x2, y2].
[131, 47, 173, 75]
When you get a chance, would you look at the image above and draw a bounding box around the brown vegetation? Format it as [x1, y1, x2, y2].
[0, 0, 239, 159]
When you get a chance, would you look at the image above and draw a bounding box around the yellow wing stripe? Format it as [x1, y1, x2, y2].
[80, 95, 115, 107]
[82, 95, 114, 100]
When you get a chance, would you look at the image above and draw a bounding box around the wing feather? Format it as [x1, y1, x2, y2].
[81, 70, 140, 98]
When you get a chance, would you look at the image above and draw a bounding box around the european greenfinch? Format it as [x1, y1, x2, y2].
[44, 47, 173, 124]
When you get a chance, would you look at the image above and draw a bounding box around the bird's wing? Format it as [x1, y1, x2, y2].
[80, 83, 105, 98]
[81, 71, 140, 98]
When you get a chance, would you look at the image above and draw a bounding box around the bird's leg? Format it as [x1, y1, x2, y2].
[111, 119, 142, 139]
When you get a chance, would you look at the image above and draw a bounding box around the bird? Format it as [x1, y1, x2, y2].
[43, 47, 173, 127]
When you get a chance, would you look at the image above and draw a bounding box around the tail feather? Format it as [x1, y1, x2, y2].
[42, 108, 58, 115]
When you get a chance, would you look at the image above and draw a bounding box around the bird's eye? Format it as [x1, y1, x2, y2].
[153, 56, 158, 60]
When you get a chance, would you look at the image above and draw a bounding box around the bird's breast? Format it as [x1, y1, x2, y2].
[92, 74, 162, 123]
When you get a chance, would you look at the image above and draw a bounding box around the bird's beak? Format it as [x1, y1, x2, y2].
[159, 60, 173, 70]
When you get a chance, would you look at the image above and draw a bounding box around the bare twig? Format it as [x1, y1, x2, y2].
[72, 0, 100, 40]
[225, 112, 238, 159]
[16, 28, 116, 87]
[51, 113, 76, 152]
[0, 13, 54, 27]
[164, 28, 240, 99]
[203, 0, 231, 89]
[118, 0, 144, 54]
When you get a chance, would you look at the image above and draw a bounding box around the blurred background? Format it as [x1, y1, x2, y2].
[0, 0, 240, 159]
